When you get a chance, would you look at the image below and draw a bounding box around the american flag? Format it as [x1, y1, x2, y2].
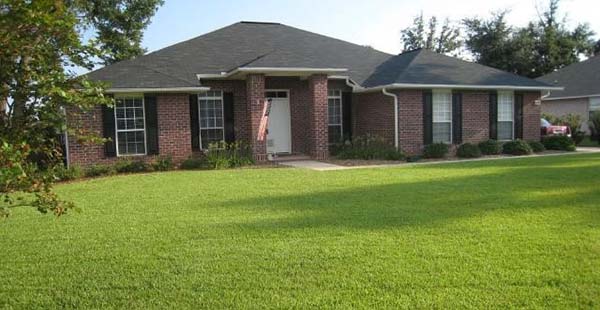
[257, 98, 272, 141]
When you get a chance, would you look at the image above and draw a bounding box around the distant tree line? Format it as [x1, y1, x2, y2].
[400, 0, 599, 78]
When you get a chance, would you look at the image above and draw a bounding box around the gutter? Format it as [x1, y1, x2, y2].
[197, 67, 348, 81]
[381, 88, 399, 150]
[106, 87, 210, 93]
[355, 83, 564, 93]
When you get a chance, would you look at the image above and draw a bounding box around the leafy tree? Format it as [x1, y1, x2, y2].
[0, 0, 162, 217]
[73, 0, 164, 65]
[463, 0, 596, 78]
[400, 13, 461, 55]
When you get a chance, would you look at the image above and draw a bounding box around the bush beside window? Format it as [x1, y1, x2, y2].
[502, 140, 533, 155]
[180, 157, 209, 170]
[528, 141, 546, 153]
[478, 140, 502, 155]
[152, 156, 174, 171]
[334, 134, 404, 160]
[84, 164, 116, 177]
[114, 159, 152, 173]
[457, 143, 482, 158]
[542, 136, 576, 151]
[205, 141, 254, 169]
[423, 143, 449, 159]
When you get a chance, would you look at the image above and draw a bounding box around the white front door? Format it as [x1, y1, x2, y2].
[266, 90, 291, 154]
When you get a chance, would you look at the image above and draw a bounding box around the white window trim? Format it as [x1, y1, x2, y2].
[327, 89, 343, 144]
[497, 91, 515, 141]
[198, 90, 225, 150]
[114, 95, 147, 157]
[432, 89, 452, 144]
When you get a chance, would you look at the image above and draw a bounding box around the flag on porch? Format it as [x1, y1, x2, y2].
[257, 98, 272, 141]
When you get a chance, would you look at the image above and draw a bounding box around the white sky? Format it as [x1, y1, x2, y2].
[142, 0, 600, 55]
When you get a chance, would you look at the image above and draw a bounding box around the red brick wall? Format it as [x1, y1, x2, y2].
[353, 92, 395, 143]
[523, 91, 542, 141]
[156, 94, 192, 162]
[396, 90, 424, 155]
[245, 74, 267, 161]
[67, 94, 192, 167]
[462, 92, 490, 143]
[307, 74, 329, 159]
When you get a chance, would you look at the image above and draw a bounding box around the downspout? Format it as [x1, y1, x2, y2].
[381, 88, 399, 150]
[541, 90, 551, 99]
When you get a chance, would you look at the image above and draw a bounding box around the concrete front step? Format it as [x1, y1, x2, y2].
[269, 154, 311, 162]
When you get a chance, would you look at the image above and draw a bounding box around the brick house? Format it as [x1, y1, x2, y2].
[538, 55, 600, 134]
[66, 21, 559, 166]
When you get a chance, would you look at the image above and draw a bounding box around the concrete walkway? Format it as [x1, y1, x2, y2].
[277, 147, 600, 171]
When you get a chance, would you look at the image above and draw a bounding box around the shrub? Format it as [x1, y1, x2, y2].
[423, 143, 449, 159]
[53, 164, 82, 181]
[478, 139, 502, 155]
[180, 157, 208, 170]
[114, 159, 151, 173]
[456, 143, 482, 158]
[406, 155, 421, 162]
[205, 141, 254, 169]
[528, 141, 546, 153]
[84, 164, 116, 177]
[502, 140, 533, 155]
[542, 135, 576, 151]
[335, 134, 404, 160]
[152, 156, 173, 171]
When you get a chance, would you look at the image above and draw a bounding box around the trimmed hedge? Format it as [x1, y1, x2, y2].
[457, 143, 482, 158]
[478, 139, 502, 155]
[180, 157, 209, 170]
[502, 140, 533, 155]
[423, 143, 449, 159]
[542, 135, 576, 151]
[335, 134, 405, 160]
[528, 141, 546, 153]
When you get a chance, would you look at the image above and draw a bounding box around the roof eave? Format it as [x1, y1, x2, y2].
[106, 86, 210, 94]
[356, 83, 563, 93]
[197, 67, 348, 80]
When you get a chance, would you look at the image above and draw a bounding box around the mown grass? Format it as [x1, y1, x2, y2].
[2, 154, 600, 309]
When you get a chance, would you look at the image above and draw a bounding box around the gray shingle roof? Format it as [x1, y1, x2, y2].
[362, 49, 552, 88]
[537, 55, 600, 99]
[88, 21, 552, 90]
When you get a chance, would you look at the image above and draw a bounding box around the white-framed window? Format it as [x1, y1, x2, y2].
[328, 89, 343, 144]
[590, 97, 600, 119]
[198, 90, 224, 149]
[115, 96, 146, 156]
[498, 91, 514, 140]
[432, 90, 452, 144]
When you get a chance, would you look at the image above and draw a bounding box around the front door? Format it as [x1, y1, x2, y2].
[265, 90, 291, 154]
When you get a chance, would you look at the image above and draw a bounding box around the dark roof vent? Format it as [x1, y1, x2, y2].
[240, 21, 281, 25]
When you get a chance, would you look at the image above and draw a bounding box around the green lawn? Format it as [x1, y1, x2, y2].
[2, 154, 600, 309]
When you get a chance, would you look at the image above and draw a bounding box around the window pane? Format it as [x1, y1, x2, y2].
[328, 98, 342, 125]
[498, 121, 513, 140]
[433, 92, 451, 122]
[433, 123, 451, 143]
[201, 129, 224, 149]
[328, 125, 342, 144]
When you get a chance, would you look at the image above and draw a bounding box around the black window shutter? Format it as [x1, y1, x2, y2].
[514, 93, 524, 139]
[223, 92, 235, 143]
[189, 94, 200, 151]
[423, 91, 433, 145]
[489, 92, 498, 140]
[342, 91, 353, 141]
[101, 103, 116, 157]
[452, 92, 463, 144]
[144, 95, 159, 155]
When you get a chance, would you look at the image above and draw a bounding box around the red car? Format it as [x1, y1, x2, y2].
[541, 118, 571, 137]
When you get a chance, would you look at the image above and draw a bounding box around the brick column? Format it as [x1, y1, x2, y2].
[307, 74, 329, 159]
[157, 94, 192, 163]
[523, 91, 542, 141]
[246, 74, 267, 161]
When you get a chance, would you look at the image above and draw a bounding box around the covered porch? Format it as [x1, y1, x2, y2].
[196, 71, 353, 161]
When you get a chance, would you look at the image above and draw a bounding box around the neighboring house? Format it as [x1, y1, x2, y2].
[538, 55, 600, 134]
[66, 21, 558, 167]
